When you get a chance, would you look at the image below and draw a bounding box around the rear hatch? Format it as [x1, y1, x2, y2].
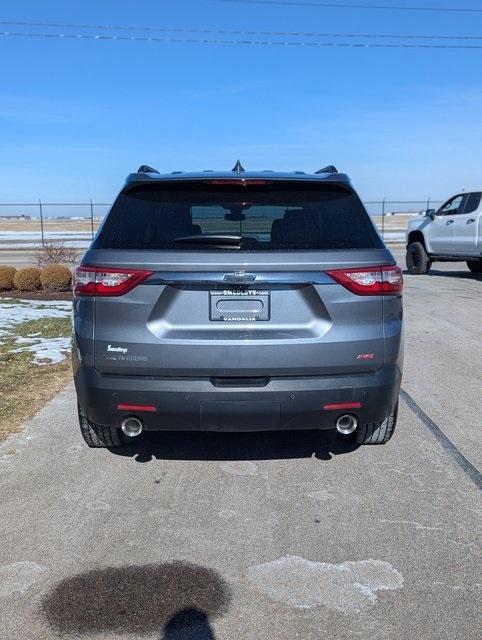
[78, 179, 398, 377]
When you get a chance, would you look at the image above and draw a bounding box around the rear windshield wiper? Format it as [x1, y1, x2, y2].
[174, 234, 242, 246]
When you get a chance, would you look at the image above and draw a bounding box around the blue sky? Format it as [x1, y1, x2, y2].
[0, 0, 481, 203]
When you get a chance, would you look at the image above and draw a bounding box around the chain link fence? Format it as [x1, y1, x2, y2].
[0, 199, 444, 249]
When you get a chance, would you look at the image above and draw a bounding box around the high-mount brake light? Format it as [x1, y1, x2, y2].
[326, 265, 403, 296]
[208, 179, 270, 185]
[74, 266, 153, 297]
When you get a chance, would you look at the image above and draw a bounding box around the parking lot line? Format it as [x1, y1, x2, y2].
[400, 388, 482, 490]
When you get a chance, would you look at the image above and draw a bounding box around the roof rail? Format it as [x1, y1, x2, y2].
[315, 165, 338, 174]
[137, 165, 160, 174]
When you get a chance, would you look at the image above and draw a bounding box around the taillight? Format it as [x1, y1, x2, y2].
[326, 265, 403, 295]
[74, 266, 153, 297]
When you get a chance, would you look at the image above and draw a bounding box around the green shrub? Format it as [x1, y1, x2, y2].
[13, 267, 42, 291]
[40, 264, 72, 292]
[0, 266, 16, 291]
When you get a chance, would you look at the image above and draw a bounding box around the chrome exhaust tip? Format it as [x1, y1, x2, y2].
[121, 416, 143, 438]
[335, 414, 358, 435]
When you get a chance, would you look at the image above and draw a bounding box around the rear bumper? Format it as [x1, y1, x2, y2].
[74, 365, 402, 432]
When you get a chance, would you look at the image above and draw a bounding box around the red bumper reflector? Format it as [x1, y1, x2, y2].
[117, 404, 156, 412]
[323, 402, 362, 411]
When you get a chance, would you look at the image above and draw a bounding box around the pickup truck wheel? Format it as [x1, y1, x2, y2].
[78, 411, 124, 448]
[467, 260, 482, 273]
[355, 403, 398, 445]
[406, 242, 431, 274]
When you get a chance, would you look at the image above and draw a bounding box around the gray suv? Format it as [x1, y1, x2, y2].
[73, 164, 403, 448]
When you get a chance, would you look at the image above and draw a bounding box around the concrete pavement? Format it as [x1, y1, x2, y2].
[0, 256, 480, 640]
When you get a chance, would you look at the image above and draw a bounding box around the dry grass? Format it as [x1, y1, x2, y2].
[0, 219, 101, 233]
[0, 316, 72, 441]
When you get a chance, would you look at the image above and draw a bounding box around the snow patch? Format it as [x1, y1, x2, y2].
[0, 298, 72, 364]
[0, 231, 91, 239]
[381, 232, 406, 242]
[0, 230, 91, 249]
[12, 337, 72, 365]
[0, 298, 71, 337]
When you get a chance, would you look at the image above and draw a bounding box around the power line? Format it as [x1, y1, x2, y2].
[1, 30, 482, 48]
[217, 0, 482, 13]
[0, 19, 480, 40]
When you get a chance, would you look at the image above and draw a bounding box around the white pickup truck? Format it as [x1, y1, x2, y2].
[406, 191, 482, 274]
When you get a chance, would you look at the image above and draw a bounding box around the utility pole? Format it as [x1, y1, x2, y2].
[381, 198, 386, 240]
[90, 199, 94, 240]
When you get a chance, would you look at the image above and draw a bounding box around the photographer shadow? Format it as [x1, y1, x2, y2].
[42, 561, 229, 640]
[162, 608, 216, 639]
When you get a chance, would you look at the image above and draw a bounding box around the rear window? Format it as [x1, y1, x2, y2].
[93, 181, 383, 251]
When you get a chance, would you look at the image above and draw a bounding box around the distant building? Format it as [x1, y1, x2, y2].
[0, 214, 32, 220]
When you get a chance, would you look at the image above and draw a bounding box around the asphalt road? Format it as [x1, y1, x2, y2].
[0, 254, 481, 640]
[0, 249, 38, 267]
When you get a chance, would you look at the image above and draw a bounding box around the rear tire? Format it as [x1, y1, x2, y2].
[467, 260, 482, 273]
[78, 412, 124, 448]
[355, 403, 398, 445]
[406, 242, 431, 275]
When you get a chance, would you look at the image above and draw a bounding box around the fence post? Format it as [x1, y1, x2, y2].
[38, 198, 45, 247]
[90, 199, 94, 240]
[381, 198, 386, 239]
